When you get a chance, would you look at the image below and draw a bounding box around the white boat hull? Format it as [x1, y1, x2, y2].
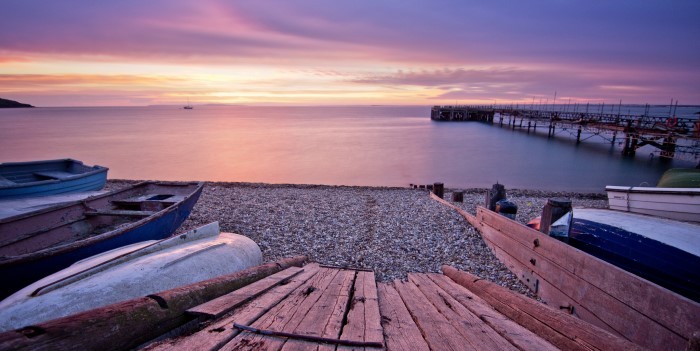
[0, 222, 262, 332]
[606, 185, 700, 222]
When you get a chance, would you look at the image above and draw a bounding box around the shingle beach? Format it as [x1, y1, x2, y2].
[106, 180, 607, 295]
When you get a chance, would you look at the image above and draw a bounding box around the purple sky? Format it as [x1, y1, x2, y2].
[1, 0, 699, 106]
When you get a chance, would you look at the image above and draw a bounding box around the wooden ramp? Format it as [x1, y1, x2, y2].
[0, 260, 645, 351]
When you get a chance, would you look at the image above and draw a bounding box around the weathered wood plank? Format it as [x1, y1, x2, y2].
[442, 266, 646, 351]
[475, 210, 688, 350]
[188, 266, 305, 318]
[337, 271, 383, 351]
[84, 210, 154, 216]
[475, 206, 699, 347]
[0, 256, 307, 351]
[478, 223, 615, 333]
[220, 267, 341, 351]
[426, 273, 559, 351]
[394, 279, 477, 351]
[408, 273, 519, 351]
[377, 283, 430, 351]
[282, 269, 355, 351]
[146, 264, 322, 351]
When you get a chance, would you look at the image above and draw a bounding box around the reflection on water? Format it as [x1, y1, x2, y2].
[0, 105, 696, 192]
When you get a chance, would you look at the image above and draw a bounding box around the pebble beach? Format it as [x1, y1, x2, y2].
[106, 180, 607, 295]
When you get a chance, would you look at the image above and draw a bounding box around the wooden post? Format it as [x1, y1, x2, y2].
[576, 126, 582, 144]
[452, 191, 464, 202]
[485, 183, 507, 211]
[527, 121, 531, 132]
[612, 131, 617, 145]
[539, 198, 572, 236]
[432, 182, 444, 199]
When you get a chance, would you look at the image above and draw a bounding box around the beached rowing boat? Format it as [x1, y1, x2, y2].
[0, 181, 203, 299]
[0, 159, 108, 199]
[0, 222, 262, 332]
[606, 185, 700, 222]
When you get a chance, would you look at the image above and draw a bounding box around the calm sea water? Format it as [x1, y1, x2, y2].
[1, 105, 698, 192]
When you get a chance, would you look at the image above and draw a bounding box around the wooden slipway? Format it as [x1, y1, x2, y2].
[0, 257, 644, 351]
[431, 193, 700, 351]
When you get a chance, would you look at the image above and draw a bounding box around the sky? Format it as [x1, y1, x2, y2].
[1, 0, 699, 106]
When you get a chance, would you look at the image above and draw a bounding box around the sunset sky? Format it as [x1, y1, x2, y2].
[1, 1, 699, 106]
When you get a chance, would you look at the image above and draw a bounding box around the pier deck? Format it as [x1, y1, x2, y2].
[431, 105, 700, 163]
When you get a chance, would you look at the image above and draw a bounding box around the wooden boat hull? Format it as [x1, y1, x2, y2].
[0, 222, 262, 332]
[0, 159, 108, 199]
[0, 181, 203, 299]
[432, 194, 700, 351]
[606, 185, 700, 222]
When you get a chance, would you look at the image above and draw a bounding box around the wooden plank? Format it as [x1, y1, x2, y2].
[474, 207, 697, 350]
[478, 223, 615, 333]
[408, 273, 519, 351]
[219, 267, 341, 350]
[442, 266, 646, 351]
[377, 283, 430, 351]
[84, 210, 155, 216]
[426, 273, 559, 351]
[337, 271, 383, 351]
[282, 269, 355, 351]
[146, 264, 322, 351]
[394, 279, 477, 351]
[188, 266, 304, 318]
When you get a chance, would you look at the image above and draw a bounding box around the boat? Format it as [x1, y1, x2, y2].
[0, 222, 262, 332]
[184, 99, 193, 109]
[0, 159, 108, 199]
[431, 194, 700, 351]
[0, 181, 204, 299]
[606, 185, 700, 222]
[656, 168, 700, 188]
[0, 190, 107, 220]
[565, 208, 700, 302]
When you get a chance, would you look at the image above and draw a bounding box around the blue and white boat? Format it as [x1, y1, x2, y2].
[0, 159, 108, 199]
[551, 208, 700, 302]
[0, 181, 204, 299]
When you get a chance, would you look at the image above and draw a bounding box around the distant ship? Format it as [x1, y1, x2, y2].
[183, 99, 193, 109]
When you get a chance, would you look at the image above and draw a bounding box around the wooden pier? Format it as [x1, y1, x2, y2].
[432, 105, 700, 163]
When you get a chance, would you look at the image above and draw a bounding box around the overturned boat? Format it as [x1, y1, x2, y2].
[0, 222, 262, 332]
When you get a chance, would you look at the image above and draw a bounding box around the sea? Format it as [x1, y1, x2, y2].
[1, 105, 698, 192]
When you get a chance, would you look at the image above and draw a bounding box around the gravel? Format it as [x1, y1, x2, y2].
[105, 180, 608, 296]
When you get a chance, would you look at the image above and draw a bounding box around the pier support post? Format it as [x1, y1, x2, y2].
[527, 121, 531, 132]
[660, 134, 677, 159]
[576, 126, 582, 144]
[612, 131, 617, 145]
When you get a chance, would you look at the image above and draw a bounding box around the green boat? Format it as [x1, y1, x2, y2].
[657, 168, 700, 188]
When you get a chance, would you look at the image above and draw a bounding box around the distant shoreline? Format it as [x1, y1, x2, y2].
[0, 98, 33, 108]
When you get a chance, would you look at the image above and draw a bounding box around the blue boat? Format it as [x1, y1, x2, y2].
[0, 159, 108, 199]
[559, 209, 700, 303]
[0, 181, 204, 299]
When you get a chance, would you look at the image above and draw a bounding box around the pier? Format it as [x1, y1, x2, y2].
[432, 105, 700, 163]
